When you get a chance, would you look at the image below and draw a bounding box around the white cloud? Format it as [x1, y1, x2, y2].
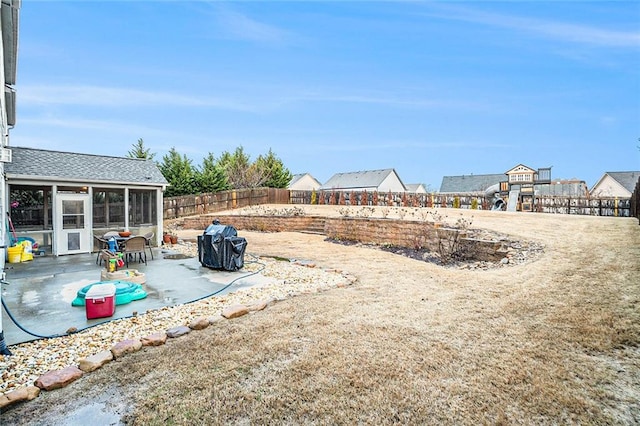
[18, 115, 150, 133]
[307, 140, 512, 153]
[19, 85, 261, 112]
[291, 91, 490, 111]
[211, 4, 291, 45]
[427, 5, 640, 48]
[19, 83, 490, 114]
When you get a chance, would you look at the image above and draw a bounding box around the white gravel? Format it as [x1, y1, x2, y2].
[0, 243, 352, 396]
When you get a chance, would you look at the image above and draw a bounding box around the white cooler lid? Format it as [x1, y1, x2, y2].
[86, 283, 116, 298]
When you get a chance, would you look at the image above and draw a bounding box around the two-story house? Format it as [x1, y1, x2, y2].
[499, 164, 552, 211]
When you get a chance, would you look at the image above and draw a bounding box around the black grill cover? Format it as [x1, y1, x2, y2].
[197, 224, 247, 271]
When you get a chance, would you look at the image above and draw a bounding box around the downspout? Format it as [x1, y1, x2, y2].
[157, 187, 164, 247]
[124, 187, 129, 231]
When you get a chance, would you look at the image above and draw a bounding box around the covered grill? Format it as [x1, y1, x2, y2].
[197, 221, 247, 271]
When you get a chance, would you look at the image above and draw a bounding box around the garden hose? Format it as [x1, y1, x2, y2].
[0, 254, 266, 347]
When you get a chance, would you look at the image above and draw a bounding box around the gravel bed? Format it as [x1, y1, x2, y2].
[0, 243, 351, 396]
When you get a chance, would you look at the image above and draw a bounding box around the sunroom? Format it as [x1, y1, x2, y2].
[4, 147, 167, 256]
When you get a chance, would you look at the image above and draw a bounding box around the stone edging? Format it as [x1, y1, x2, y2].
[0, 262, 357, 411]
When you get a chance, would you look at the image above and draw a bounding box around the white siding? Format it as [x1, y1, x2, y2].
[289, 174, 321, 191]
[590, 175, 631, 197]
[378, 173, 406, 193]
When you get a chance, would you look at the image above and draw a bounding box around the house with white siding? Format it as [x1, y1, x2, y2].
[590, 171, 640, 198]
[288, 173, 321, 191]
[4, 147, 168, 256]
[405, 183, 428, 194]
[320, 168, 407, 193]
[1, 0, 21, 355]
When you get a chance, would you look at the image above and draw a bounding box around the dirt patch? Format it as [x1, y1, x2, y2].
[327, 226, 545, 269]
[2, 207, 639, 425]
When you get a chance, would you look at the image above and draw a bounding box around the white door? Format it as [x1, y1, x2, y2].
[56, 193, 91, 255]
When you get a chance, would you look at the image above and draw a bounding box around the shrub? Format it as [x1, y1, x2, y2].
[338, 207, 352, 217]
[436, 216, 474, 264]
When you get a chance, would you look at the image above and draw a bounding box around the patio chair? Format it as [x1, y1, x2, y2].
[143, 231, 154, 260]
[94, 235, 109, 265]
[122, 236, 147, 268]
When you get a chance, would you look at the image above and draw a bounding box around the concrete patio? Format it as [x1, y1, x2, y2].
[1, 245, 265, 346]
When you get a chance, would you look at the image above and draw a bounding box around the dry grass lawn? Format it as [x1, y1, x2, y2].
[3, 207, 639, 425]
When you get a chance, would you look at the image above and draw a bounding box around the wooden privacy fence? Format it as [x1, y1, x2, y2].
[534, 196, 632, 217]
[632, 177, 640, 224]
[163, 188, 289, 219]
[164, 188, 633, 219]
[291, 190, 493, 210]
[293, 190, 632, 217]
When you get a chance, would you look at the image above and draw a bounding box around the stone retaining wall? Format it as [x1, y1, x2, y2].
[178, 215, 507, 262]
[181, 215, 327, 234]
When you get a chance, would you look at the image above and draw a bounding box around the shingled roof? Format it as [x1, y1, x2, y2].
[439, 173, 505, 194]
[604, 171, 640, 193]
[4, 146, 168, 186]
[320, 168, 406, 191]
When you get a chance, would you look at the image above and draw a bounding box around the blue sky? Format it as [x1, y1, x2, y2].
[10, 1, 640, 189]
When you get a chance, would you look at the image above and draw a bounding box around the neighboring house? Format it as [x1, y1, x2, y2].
[4, 147, 168, 256]
[405, 183, 428, 194]
[590, 171, 640, 198]
[537, 179, 589, 197]
[439, 173, 506, 195]
[320, 168, 407, 193]
[439, 164, 558, 212]
[500, 164, 552, 212]
[288, 173, 321, 191]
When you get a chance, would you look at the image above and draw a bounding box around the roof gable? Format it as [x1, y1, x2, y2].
[5, 147, 168, 186]
[505, 164, 536, 175]
[289, 174, 306, 186]
[405, 183, 427, 193]
[605, 171, 640, 193]
[289, 173, 321, 190]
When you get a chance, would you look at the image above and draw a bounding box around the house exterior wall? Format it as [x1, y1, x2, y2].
[289, 174, 321, 191]
[0, 0, 20, 354]
[506, 165, 536, 183]
[6, 178, 165, 253]
[406, 184, 427, 194]
[590, 175, 631, 198]
[378, 173, 406, 193]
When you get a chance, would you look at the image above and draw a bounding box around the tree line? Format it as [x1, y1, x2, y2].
[127, 138, 292, 197]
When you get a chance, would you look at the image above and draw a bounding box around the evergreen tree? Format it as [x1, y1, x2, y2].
[255, 148, 293, 188]
[158, 147, 197, 197]
[217, 146, 267, 189]
[197, 153, 229, 193]
[127, 138, 155, 160]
